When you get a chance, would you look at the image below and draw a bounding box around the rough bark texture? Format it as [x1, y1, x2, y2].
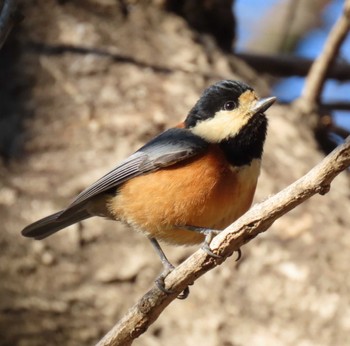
[1, 1, 350, 346]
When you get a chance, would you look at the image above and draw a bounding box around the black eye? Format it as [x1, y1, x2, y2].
[223, 101, 236, 111]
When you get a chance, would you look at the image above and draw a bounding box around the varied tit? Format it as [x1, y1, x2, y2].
[22, 80, 276, 298]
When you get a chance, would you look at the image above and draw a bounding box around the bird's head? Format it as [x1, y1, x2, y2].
[185, 80, 276, 143]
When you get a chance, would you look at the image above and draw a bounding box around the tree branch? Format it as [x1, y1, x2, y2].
[321, 102, 350, 111]
[235, 52, 350, 80]
[96, 138, 350, 346]
[299, 0, 350, 111]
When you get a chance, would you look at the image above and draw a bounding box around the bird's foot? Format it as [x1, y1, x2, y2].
[150, 238, 190, 299]
[154, 263, 190, 300]
[201, 230, 222, 258]
[179, 225, 242, 261]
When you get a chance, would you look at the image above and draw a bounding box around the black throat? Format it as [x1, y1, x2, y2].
[219, 113, 268, 166]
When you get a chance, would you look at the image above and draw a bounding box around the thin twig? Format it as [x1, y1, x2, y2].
[96, 138, 350, 346]
[299, 0, 350, 111]
[280, 100, 350, 111]
[321, 102, 350, 111]
[235, 52, 350, 80]
[0, 0, 19, 50]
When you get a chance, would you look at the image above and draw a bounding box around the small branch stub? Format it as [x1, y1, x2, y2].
[317, 184, 331, 195]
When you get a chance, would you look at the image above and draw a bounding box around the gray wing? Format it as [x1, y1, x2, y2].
[58, 127, 208, 218]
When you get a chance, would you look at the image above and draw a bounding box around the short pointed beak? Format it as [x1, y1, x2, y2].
[251, 96, 276, 114]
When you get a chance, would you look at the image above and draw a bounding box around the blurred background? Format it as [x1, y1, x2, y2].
[1, 0, 350, 345]
[237, 0, 350, 131]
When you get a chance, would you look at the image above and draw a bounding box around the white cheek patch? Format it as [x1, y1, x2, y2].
[190, 109, 250, 143]
[189, 89, 260, 143]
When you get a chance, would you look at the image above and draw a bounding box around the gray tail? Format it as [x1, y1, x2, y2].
[21, 209, 91, 240]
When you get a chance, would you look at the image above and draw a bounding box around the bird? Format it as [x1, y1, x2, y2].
[22, 80, 276, 298]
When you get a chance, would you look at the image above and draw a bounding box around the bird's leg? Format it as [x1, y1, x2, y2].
[149, 237, 174, 289]
[149, 238, 189, 299]
[179, 225, 242, 261]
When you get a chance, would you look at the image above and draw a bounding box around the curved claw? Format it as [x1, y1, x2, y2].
[201, 241, 222, 259]
[155, 275, 175, 294]
[235, 248, 242, 261]
[201, 231, 223, 259]
[155, 269, 191, 300]
[177, 286, 190, 300]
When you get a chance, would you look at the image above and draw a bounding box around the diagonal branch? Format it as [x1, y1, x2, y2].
[299, 0, 350, 111]
[96, 138, 350, 346]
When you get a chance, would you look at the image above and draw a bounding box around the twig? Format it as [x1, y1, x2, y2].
[321, 101, 350, 111]
[96, 138, 350, 346]
[299, 0, 350, 111]
[0, 0, 19, 50]
[235, 53, 350, 80]
[280, 100, 350, 111]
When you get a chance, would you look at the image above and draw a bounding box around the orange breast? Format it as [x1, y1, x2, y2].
[108, 146, 260, 245]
